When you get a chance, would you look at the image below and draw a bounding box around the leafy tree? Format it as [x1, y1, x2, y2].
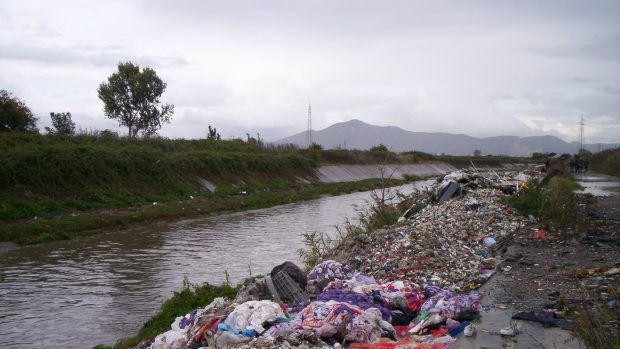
[308, 142, 323, 151]
[473, 149, 482, 157]
[45, 112, 76, 135]
[0, 90, 38, 132]
[246, 132, 263, 147]
[370, 144, 389, 152]
[207, 124, 221, 140]
[97, 62, 174, 138]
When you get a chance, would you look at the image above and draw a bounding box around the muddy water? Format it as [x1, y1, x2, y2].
[575, 173, 620, 196]
[0, 180, 433, 349]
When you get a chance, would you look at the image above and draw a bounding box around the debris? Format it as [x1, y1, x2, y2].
[463, 323, 477, 337]
[146, 168, 566, 349]
[512, 311, 575, 330]
[499, 325, 517, 336]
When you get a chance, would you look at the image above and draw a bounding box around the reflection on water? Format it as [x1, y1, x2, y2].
[0, 181, 433, 349]
[575, 174, 620, 197]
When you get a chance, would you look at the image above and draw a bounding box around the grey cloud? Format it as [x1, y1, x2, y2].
[0, 42, 188, 68]
[2, 0, 619, 143]
[568, 76, 598, 83]
[597, 86, 620, 95]
[168, 83, 234, 108]
[532, 33, 620, 61]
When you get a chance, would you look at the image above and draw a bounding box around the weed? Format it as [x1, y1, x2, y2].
[540, 176, 580, 233]
[224, 269, 231, 286]
[573, 290, 620, 349]
[507, 176, 583, 236]
[506, 179, 544, 217]
[298, 231, 334, 270]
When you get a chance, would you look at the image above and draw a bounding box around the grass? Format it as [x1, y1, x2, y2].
[0, 132, 316, 221]
[93, 280, 240, 349]
[0, 131, 534, 244]
[0, 177, 408, 245]
[572, 290, 620, 349]
[588, 148, 620, 177]
[506, 175, 581, 235]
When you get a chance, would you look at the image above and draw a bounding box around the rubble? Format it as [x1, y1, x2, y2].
[146, 169, 544, 349]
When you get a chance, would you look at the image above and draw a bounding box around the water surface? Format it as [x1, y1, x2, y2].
[0, 180, 433, 349]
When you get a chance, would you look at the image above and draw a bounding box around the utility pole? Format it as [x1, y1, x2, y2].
[306, 104, 313, 147]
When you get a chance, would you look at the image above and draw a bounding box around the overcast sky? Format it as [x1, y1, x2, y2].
[1, 0, 619, 143]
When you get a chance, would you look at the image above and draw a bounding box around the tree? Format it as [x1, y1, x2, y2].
[45, 112, 76, 135]
[370, 144, 389, 152]
[97, 62, 174, 138]
[473, 149, 482, 157]
[207, 124, 221, 140]
[0, 90, 38, 132]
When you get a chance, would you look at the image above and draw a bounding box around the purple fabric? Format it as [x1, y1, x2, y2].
[317, 289, 391, 321]
[179, 316, 193, 329]
[352, 273, 376, 285]
[423, 285, 442, 297]
[307, 260, 354, 283]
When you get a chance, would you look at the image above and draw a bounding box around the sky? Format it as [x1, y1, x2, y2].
[1, 0, 619, 143]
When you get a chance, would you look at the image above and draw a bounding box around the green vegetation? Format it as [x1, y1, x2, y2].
[98, 62, 174, 138]
[506, 176, 581, 234]
[0, 132, 314, 222]
[435, 153, 536, 167]
[0, 89, 38, 132]
[588, 148, 620, 177]
[0, 130, 534, 245]
[573, 289, 620, 349]
[45, 112, 76, 136]
[1, 174, 407, 245]
[93, 280, 239, 349]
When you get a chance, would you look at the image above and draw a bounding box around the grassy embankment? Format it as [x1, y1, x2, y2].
[1, 132, 534, 245]
[1, 133, 418, 245]
[588, 147, 620, 177]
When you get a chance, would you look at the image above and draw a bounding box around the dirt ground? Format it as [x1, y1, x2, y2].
[455, 173, 620, 349]
[493, 194, 619, 312]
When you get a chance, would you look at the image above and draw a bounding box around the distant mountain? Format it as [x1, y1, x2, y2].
[274, 119, 619, 156]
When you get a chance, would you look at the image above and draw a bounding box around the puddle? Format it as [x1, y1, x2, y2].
[575, 174, 620, 197]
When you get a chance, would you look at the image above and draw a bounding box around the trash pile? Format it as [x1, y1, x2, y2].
[151, 263, 481, 349]
[149, 170, 537, 349]
[336, 188, 528, 290]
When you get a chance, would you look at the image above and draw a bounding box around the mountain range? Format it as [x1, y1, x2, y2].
[274, 119, 619, 156]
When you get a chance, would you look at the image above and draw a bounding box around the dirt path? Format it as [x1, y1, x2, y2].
[454, 173, 620, 349]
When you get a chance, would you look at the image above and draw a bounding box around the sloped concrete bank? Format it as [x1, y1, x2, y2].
[317, 163, 458, 183]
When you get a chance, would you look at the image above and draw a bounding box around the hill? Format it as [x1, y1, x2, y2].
[275, 119, 619, 156]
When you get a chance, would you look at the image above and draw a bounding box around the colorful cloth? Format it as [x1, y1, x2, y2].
[307, 260, 354, 284]
[297, 300, 363, 337]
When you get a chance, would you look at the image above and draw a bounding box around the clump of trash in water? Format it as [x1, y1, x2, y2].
[149, 169, 543, 349]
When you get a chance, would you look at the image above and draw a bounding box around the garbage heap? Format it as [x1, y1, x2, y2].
[149, 170, 534, 349]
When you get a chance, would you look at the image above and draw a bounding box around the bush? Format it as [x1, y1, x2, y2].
[506, 179, 544, 217]
[0, 90, 38, 132]
[540, 176, 579, 232]
[507, 176, 580, 234]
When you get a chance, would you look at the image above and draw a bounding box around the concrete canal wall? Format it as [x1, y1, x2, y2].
[316, 163, 458, 183]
